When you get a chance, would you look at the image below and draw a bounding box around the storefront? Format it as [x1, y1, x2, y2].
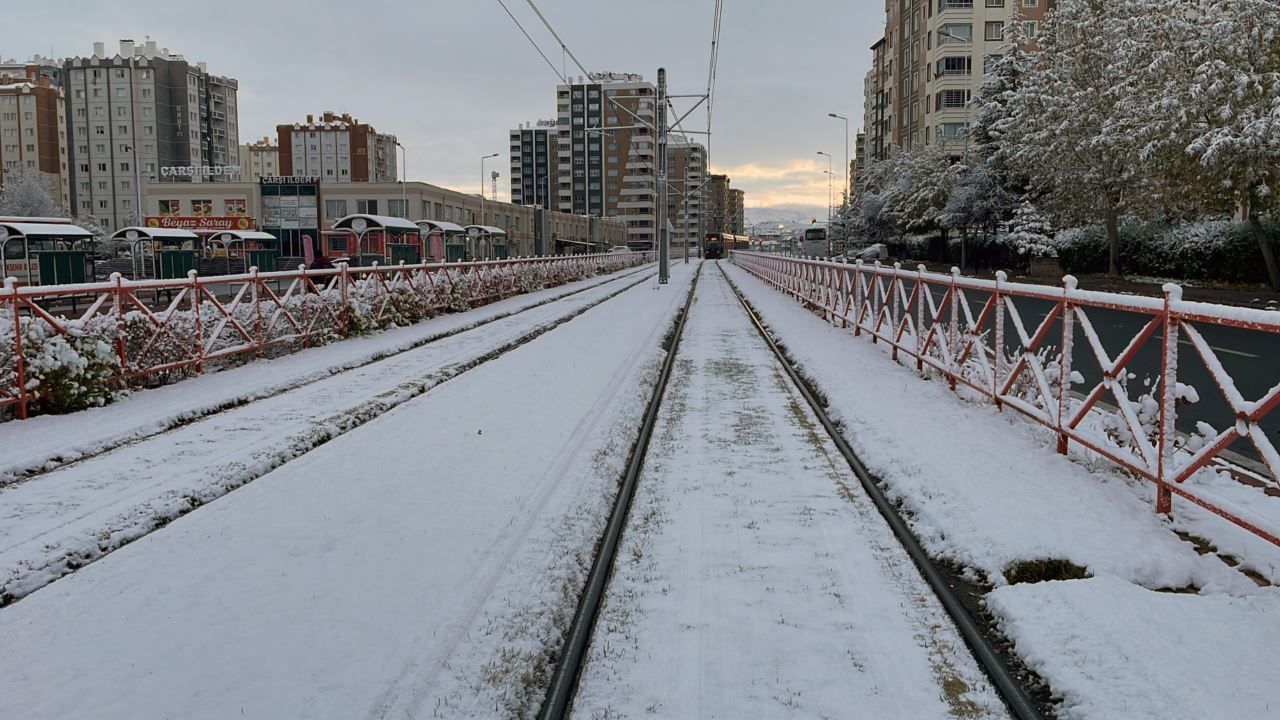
[259, 176, 320, 260]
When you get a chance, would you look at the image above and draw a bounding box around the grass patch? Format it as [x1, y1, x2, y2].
[1003, 558, 1091, 585]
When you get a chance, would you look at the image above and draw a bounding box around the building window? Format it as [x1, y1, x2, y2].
[192, 200, 213, 217]
[1023, 0, 1037, 5]
[1023, 21, 1038, 37]
[985, 0, 1004, 6]
[325, 199, 348, 219]
[387, 198, 407, 218]
[158, 199, 181, 217]
[938, 23, 972, 44]
[985, 21, 1004, 40]
[356, 199, 378, 214]
[225, 199, 247, 216]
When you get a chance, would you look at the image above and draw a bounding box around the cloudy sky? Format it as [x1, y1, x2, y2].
[6, 0, 883, 214]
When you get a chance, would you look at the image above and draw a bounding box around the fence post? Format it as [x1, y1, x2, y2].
[993, 270, 1006, 409]
[948, 267, 960, 391]
[7, 278, 28, 420]
[112, 272, 127, 389]
[1057, 275, 1077, 454]
[189, 269, 205, 374]
[339, 262, 351, 337]
[250, 266, 263, 358]
[891, 263, 903, 361]
[1155, 283, 1181, 514]
[916, 265, 927, 371]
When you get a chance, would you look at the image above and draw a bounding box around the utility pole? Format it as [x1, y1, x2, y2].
[656, 68, 669, 284]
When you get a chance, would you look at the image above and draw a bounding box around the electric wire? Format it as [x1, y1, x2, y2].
[495, 0, 567, 84]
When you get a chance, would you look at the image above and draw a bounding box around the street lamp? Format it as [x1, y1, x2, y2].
[816, 150, 833, 225]
[827, 113, 849, 207]
[394, 139, 406, 217]
[479, 152, 499, 226]
[122, 144, 143, 226]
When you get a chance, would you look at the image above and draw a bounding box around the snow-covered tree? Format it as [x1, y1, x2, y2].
[0, 166, 61, 217]
[972, 4, 1031, 168]
[939, 161, 1015, 238]
[1006, 199, 1055, 258]
[1001, 0, 1157, 276]
[1165, 0, 1280, 289]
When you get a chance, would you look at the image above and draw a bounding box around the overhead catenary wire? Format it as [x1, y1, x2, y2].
[495, 0, 567, 84]
[525, 0, 592, 80]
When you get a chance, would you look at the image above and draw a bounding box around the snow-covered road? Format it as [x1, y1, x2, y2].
[573, 265, 1007, 719]
[0, 264, 694, 719]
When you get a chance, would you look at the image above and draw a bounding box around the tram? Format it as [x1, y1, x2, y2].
[704, 232, 748, 260]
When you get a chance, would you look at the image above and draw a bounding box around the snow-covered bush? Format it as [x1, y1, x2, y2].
[1006, 201, 1056, 258]
[1054, 219, 1279, 282]
[0, 311, 117, 415]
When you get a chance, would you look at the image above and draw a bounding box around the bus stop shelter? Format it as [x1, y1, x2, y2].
[331, 214, 424, 267]
[1, 221, 95, 286]
[203, 230, 281, 273]
[415, 220, 467, 263]
[112, 226, 202, 280]
[463, 225, 509, 260]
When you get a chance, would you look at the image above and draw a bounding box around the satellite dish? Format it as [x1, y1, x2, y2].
[351, 218, 368, 233]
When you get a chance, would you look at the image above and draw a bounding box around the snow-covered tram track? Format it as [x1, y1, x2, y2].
[0, 264, 654, 488]
[563, 263, 1027, 719]
[0, 269, 656, 607]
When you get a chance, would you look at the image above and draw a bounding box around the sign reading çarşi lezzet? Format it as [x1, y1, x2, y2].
[144, 216, 256, 231]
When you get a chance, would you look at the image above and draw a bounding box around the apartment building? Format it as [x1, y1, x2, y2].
[865, 0, 1052, 160]
[509, 120, 558, 208]
[0, 71, 69, 208]
[728, 188, 745, 235]
[63, 39, 240, 230]
[239, 137, 278, 182]
[665, 138, 706, 251]
[277, 112, 398, 183]
[556, 73, 658, 248]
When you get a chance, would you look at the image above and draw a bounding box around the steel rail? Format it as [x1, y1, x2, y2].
[718, 262, 1044, 720]
[539, 263, 703, 720]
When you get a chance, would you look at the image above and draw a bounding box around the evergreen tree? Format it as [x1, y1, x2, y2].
[1006, 199, 1055, 258]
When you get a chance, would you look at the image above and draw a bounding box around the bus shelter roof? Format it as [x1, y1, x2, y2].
[0, 222, 93, 239]
[331, 214, 421, 234]
[416, 220, 467, 234]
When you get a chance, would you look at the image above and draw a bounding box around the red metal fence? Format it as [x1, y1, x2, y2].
[733, 251, 1280, 547]
[2, 252, 653, 421]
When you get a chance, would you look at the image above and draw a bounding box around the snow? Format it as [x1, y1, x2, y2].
[0, 265, 655, 604]
[0, 265, 695, 720]
[0, 264, 650, 484]
[987, 577, 1280, 720]
[724, 261, 1257, 593]
[726, 259, 1280, 717]
[573, 267, 1005, 719]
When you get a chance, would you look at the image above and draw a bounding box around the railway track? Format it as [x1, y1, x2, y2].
[0, 264, 656, 487]
[540, 261, 1044, 719]
[0, 266, 659, 607]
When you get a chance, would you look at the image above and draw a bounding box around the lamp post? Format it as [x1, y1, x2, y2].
[827, 113, 849, 207]
[816, 150, 833, 223]
[394, 139, 406, 217]
[479, 152, 499, 226]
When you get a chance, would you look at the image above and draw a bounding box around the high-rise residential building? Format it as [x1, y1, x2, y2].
[239, 137, 278, 182]
[509, 120, 558, 208]
[852, 131, 867, 197]
[665, 138, 706, 251]
[704, 173, 731, 234]
[0, 56, 63, 90]
[277, 111, 398, 183]
[863, 0, 1052, 161]
[556, 73, 658, 248]
[63, 39, 240, 230]
[0, 70, 70, 209]
[728, 188, 745, 235]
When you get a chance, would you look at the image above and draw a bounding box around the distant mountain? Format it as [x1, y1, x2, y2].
[744, 205, 827, 233]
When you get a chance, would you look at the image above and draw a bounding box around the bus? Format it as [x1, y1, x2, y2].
[800, 227, 828, 257]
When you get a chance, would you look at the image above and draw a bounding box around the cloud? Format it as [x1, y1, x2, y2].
[710, 159, 837, 209]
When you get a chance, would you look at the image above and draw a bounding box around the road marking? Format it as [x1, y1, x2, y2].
[1177, 338, 1259, 359]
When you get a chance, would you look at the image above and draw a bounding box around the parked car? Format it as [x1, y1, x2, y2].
[609, 246, 632, 254]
